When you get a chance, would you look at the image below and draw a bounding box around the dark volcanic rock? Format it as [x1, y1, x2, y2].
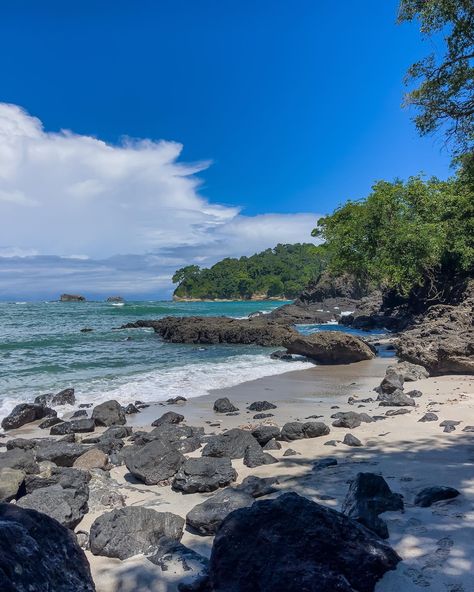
[151, 411, 185, 427]
[123, 316, 297, 346]
[186, 488, 254, 536]
[247, 401, 277, 412]
[253, 413, 274, 419]
[343, 433, 362, 447]
[35, 442, 88, 467]
[263, 438, 281, 451]
[440, 420, 461, 433]
[38, 416, 63, 429]
[342, 473, 403, 539]
[50, 421, 73, 435]
[1, 403, 56, 430]
[52, 388, 76, 406]
[280, 421, 330, 441]
[125, 439, 185, 485]
[213, 398, 238, 413]
[91, 400, 126, 426]
[0, 448, 39, 474]
[285, 331, 375, 364]
[0, 503, 95, 592]
[167, 396, 187, 405]
[102, 425, 133, 440]
[377, 389, 416, 407]
[202, 492, 400, 592]
[385, 408, 412, 416]
[414, 486, 460, 507]
[124, 403, 140, 414]
[173, 457, 237, 494]
[0, 468, 25, 502]
[419, 412, 439, 422]
[60, 293, 86, 302]
[90, 506, 184, 559]
[71, 410, 88, 419]
[202, 429, 261, 459]
[243, 445, 277, 468]
[376, 373, 404, 395]
[18, 467, 89, 529]
[251, 425, 280, 445]
[331, 412, 372, 429]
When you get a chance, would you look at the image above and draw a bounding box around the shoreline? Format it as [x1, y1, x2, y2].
[2, 355, 473, 592]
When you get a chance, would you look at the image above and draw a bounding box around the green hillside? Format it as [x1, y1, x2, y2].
[172, 243, 326, 300]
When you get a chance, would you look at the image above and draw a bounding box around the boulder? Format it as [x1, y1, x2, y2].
[342, 473, 403, 539]
[173, 457, 237, 494]
[35, 442, 88, 467]
[263, 438, 281, 451]
[343, 433, 362, 447]
[202, 429, 261, 459]
[151, 411, 184, 427]
[377, 389, 416, 407]
[247, 401, 277, 412]
[91, 400, 126, 426]
[385, 408, 412, 416]
[253, 413, 274, 419]
[73, 448, 108, 471]
[213, 398, 238, 413]
[18, 467, 90, 529]
[243, 445, 277, 468]
[440, 419, 461, 433]
[186, 488, 254, 535]
[71, 410, 88, 418]
[280, 421, 330, 441]
[148, 538, 209, 588]
[125, 439, 185, 485]
[0, 468, 25, 502]
[235, 476, 279, 498]
[0, 503, 95, 591]
[50, 421, 73, 435]
[124, 403, 140, 414]
[102, 425, 133, 439]
[89, 506, 184, 559]
[418, 412, 439, 422]
[106, 296, 124, 303]
[331, 412, 372, 429]
[167, 395, 187, 405]
[39, 416, 63, 429]
[285, 331, 375, 364]
[52, 388, 76, 406]
[68, 418, 94, 434]
[387, 362, 429, 382]
[251, 425, 280, 445]
[1, 403, 56, 430]
[202, 492, 400, 591]
[376, 372, 404, 395]
[0, 448, 39, 474]
[414, 486, 460, 507]
[282, 448, 298, 456]
[87, 469, 126, 513]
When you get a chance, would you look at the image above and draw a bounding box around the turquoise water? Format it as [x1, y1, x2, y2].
[0, 300, 384, 419]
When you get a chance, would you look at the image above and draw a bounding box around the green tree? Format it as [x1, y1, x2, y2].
[398, 0, 474, 159]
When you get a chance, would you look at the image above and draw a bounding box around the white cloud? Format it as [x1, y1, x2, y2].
[0, 103, 320, 298]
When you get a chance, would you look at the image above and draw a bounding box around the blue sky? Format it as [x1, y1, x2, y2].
[0, 1, 452, 299]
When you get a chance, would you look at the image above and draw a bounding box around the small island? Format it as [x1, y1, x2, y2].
[59, 293, 86, 302]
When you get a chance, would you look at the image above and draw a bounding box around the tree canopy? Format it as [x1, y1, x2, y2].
[312, 174, 473, 297]
[398, 0, 474, 160]
[172, 243, 326, 300]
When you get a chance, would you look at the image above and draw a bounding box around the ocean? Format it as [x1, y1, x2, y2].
[0, 300, 384, 418]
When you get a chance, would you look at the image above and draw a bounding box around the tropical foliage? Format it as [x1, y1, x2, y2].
[172, 243, 326, 300]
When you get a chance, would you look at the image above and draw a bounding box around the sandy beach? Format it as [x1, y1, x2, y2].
[5, 356, 472, 591]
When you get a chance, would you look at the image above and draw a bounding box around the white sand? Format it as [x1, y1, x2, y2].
[4, 359, 474, 591]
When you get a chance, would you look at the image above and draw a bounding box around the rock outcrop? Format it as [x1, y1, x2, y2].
[285, 331, 375, 364]
[0, 503, 95, 592]
[60, 294, 86, 302]
[1, 403, 56, 430]
[172, 457, 237, 494]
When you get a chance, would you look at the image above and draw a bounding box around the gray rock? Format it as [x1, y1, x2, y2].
[251, 425, 280, 445]
[90, 506, 184, 559]
[202, 492, 400, 592]
[213, 398, 238, 413]
[186, 488, 254, 535]
[377, 389, 416, 407]
[124, 403, 140, 414]
[125, 439, 185, 485]
[440, 420, 461, 433]
[313, 457, 338, 470]
[414, 486, 460, 507]
[91, 400, 126, 427]
[343, 433, 362, 447]
[331, 412, 368, 429]
[87, 469, 126, 512]
[102, 425, 133, 439]
[342, 472, 403, 539]
[247, 401, 277, 412]
[39, 416, 63, 429]
[388, 361, 429, 381]
[235, 475, 279, 498]
[253, 413, 274, 419]
[280, 421, 330, 441]
[0, 468, 25, 502]
[50, 421, 73, 435]
[148, 538, 209, 589]
[262, 438, 281, 451]
[1, 403, 56, 430]
[71, 410, 88, 419]
[52, 388, 76, 406]
[376, 372, 404, 395]
[202, 429, 261, 459]
[406, 389, 422, 398]
[0, 448, 39, 474]
[418, 412, 438, 422]
[462, 425, 474, 432]
[243, 445, 277, 468]
[173, 457, 237, 494]
[385, 408, 412, 416]
[0, 503, 95, 591]
[151, 411, 184, 427]
[167, 396, 187, 405]
[282, 448, 299, 456]
[285, 331, 375, 364]
[35, 442, 89, 467]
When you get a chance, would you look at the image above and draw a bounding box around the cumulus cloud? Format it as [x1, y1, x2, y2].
[0, 103, 319, 298]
